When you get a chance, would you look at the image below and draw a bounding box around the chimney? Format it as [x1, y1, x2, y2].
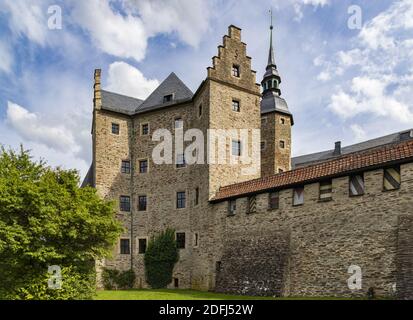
[93, 69, 102, 110]
[333, 141, 341, 156]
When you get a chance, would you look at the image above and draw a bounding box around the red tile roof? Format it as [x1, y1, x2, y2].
[212, 139, 413, 202]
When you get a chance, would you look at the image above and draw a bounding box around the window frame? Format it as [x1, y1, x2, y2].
[232, 64, 240, 77]
[232, 99, 240, 112]
[176, 232, 186, 249]
[268, 191, 279, 210]
[319, 180, 333, 202]
[141, 123, 150, 136]
[228, 199, 236, 216]
[176, 191, 186, 209]
[279, 140, 285, 149]
[163, 94, 173, 103]
[119, 195, 131, 212]
[292, 187, 304, 206]
[111, 122, 120, 135]
[232, 140, 242, 157]
[383, 166, 401, 192]
[247, 195, 257, 214]
[138, 195, 147, 211]
[176, 153, 186, 169]
[174, 117, 183, 129]
[349, 174, 365, 197]
[139, 159, 149, 174]
[193, 232, 199, 248]
[120, 239, 130, 255]
[138, 238, 147, 254]
[121, 160, 131, 174]
[194, 187, 200, 206]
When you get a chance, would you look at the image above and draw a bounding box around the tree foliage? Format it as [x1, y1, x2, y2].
[0, 146, 122, 299]
[144, 229, 179, 289]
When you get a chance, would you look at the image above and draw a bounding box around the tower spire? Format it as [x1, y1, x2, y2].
[268, 9, 275, 67]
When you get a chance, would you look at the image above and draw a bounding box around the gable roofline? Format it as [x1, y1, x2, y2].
[211, 139, 413, 203]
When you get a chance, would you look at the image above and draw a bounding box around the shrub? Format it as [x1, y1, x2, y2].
[102, 268, 135, 290]
[144, 229, 179, 289]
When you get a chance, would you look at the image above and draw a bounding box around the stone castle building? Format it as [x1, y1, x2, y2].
[83, 25, 413, 299]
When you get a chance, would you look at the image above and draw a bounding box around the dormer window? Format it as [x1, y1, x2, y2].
[163, 94, 173, 103]
[232, 65, 240, 77]
[400, 130, 413, 141]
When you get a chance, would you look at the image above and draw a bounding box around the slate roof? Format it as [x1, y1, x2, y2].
[260, 92, 293, 122]
[292, 129, 413, 168]
[81, 164, 94, 188]
[136, 72, 193, 114]
[101, 90, 143, 115]
[212, 138, 413, 202]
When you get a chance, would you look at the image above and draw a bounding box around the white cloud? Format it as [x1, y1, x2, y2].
[105, 61, 159, 100]
[0, 41, 13, 74]
[6, 101, 78, 153]
[350, 124, 366, 142]
[72, 0, 148, 61]
[291, 0, 330, 21]
[0, 0, 48, 46]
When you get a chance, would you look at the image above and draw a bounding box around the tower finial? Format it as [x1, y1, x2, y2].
[268, 9, 275, 67]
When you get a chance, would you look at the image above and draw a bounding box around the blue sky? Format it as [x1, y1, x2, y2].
[0, 0, 412, 179]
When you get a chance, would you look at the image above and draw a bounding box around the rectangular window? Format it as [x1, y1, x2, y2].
[141, 123, 149, 135]
[195, 187, 199, 206]
[319, 180, 333, 201]
[279, 140, 285, 149]
[163, 94, 173, 103]
[199, 104, 203, 117]
[176, 191, 186, 209]
[261, 141, 266, 151]
[194, 232, 199, 248]
[176, 232, 186, 249]
[232, 100, 240, 112]
[232, 64, 240, 77]
[120, 239, 130, 254]
[293, 187, 304, 206]
[121, 160, 131, 174]
[120, 196, 131, 212]
[138, 195, 147, 211]
[280, 118, 285, 125]
[138, 238, 147, 254]
[175, 118, 183, 129]
[268, 192, 279, 210]
[383, 166, 401, 191]
[111, 123, 120, 135]
[139, 160, 148, 174]
[349, 174, 365, 196]
[232, 140, 241, 156]
[247, 196, 256, 214]
[176, 153, 186, 168]
[228, 200, 236, 215]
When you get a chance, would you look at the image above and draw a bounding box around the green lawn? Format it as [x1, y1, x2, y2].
[95, 289, 356, 300]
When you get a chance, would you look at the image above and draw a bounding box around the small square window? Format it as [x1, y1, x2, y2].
[228, 200, 236, 215]
[278, 168, 284, 173]
[293, 187, 304, 206]
[195, 187, 200, 206]
[280, 118, 285, 125]
[268, 192, 279, 210]
[176, 191, 186, 209]
[279, 140, 285, 149]
[138, 238, 147, 254]
[138, 195, 147, 211]
[350, 174, 365, 196]
[112, 123, 120, 135]
[141, 123, 149, 135]
[120, 196, 131, 212]
[319, 180, 333, 201]
[120, 239, 130, 254]
[163, 94, 173, 103]
[139, 160, 148, 174]
[247, 196, 256, 214]
[121, 160, 131, 174]
[232, 140, 241, 156]
[176, 153, 186, 168]
[176, 232, 186, 249]
[384, 166, 401, 191]
[232, 100, 240, 112]
[232, 65, 240, 77]
[261, 141, 266, 151]
[175, 118, 183, 129]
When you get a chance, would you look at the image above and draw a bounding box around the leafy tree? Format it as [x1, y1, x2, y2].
[0, 146, 122, 299]
[144, 229, 179, 289]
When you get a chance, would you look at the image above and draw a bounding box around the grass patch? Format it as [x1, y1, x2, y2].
[95, 289, 360, 300]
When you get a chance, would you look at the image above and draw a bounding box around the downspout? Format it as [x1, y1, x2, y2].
[130, 117, 135, 282]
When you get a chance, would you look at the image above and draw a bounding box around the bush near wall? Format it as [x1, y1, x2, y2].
[0, 146, 122, 300]
[102, 269, 136, 290]
[144, 229, 179, 289]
